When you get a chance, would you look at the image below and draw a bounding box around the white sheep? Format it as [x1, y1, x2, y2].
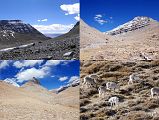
[151, 87, 159, 98]
[98, 86, 107, 98]
[106, 82, 120, 92]
[108, 96, 119, 107]
[89, 74, 99, 79]
[128, 73, 140, 85]
[83, 76, 96, 88]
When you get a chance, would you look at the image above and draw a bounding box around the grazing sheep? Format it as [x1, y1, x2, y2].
[108, 96, 119, 107]
[106, 82, 120, 92]
[151, 87, 159, 98]
[98, 86, 107, 98]
[89, 74, 99, 81]
[83, 76, 96, 88]
[128, 73, 140, 85]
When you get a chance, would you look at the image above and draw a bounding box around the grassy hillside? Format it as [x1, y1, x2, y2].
[80, 60, 159, 120]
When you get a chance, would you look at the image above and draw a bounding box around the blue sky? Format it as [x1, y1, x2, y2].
[81, 0, 159, 32]
[0, 60, 79, 90]
[0, 0, 79, 34]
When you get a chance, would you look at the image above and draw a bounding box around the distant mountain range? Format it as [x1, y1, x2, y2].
[2, 77, 80, 94]
[44, 33, 62, 38]
[0, 21, 79, 60]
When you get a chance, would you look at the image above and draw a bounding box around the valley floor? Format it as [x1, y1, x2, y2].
[0, 35, 79, 60]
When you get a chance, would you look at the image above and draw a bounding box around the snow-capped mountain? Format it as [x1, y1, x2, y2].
[3, 78, 20, 87]
[105, 16, 155, 35]
[0, 20, 48, 49]
[53, 78, 80, 93]
[0, 20, 37, 33]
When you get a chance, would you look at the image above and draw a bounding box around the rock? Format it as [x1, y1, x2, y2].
[42, 56, 53, 60]
[63, 51, 74, 57]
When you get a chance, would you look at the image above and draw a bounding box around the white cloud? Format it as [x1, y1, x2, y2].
[74, 14, 80, 21]
[60, 3, 80, 21]
[15, 66, 50, 83]
[38, 19, 48, 22]
[44, 60, 62, 66]
[33, 24, 74, 34]
[68, 76, 79, 83]
[59, 76, 68, 81]
[94, 14, 107, 25]
[0, 60, 10, 69]
[110, 16, 113, 19]
[13, 60, 43, 68]
[95, 14, 102, 18]
[60, 3, 79, 15]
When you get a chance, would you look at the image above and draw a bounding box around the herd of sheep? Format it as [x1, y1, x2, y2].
[82, 73, 159, 108]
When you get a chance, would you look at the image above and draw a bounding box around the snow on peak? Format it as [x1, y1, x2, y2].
[54, 78, 80, 94]
[105, 16, 153, 35]
[0, 20, 34, 34]
[4, 78, 20, 87]
[0, 20, 23, 24]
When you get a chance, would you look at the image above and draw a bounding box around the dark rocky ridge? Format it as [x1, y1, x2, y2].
[0, 20, 48, 49]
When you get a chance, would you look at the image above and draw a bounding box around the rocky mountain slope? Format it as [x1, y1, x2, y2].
[105, 17, 155, 35]
[0, 22, 79, 60]
[80, 20, 109, 48]
[80, 60, 159, 120]
[54, 78, 80, 93]
[0, 20, 48, 49]
[0, 78, 79, 120]
[80, 17, 159, 60]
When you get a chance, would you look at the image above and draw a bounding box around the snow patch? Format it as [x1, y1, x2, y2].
[4, 78, 20, 87]
[105, 16, 152, 35]
[0, 43, 35, 52]
[54, 78, 80, 94]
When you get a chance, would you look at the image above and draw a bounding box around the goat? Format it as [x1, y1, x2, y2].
[89, 74, 99, 78]
[88, 74, 100, 83]
[106, 82, 120, 92]
[83, 76, 96, 88]
[128, 73, 140, 85]
[151, 87, 159, 98]
[108, 96, 119, 107]
[98, 86, 107, 98]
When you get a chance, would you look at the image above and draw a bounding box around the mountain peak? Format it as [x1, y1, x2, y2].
[0, 20, 23, 24]
[29, 77, 41, 85]
[105, 16, 156, 35]
[133, 16, 152, 21]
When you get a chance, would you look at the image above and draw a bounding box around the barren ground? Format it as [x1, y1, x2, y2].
[0, 82, 79, 120]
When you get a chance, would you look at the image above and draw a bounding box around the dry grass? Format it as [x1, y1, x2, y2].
[80, 60, 159, 120]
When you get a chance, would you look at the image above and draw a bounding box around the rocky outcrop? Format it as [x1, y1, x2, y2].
[0, 20, 48, 49]
[105, 16, 155, 35]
